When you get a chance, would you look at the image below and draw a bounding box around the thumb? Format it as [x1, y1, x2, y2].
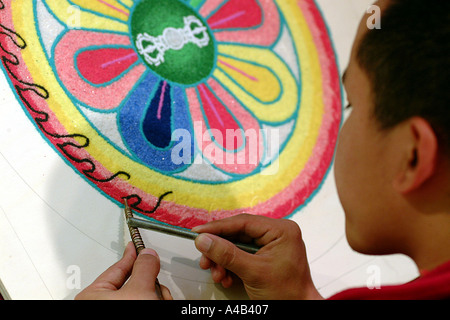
[123, 249, 161, 294]
[195, 233, 254, 278]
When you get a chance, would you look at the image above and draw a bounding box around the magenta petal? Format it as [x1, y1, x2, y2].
[197, 83, 243, 150]
[77, 48, 138, 85]
[209, 0, 281, 47]
[207, 0, 262, 30]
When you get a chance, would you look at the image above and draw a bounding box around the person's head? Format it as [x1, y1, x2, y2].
[335, 0, 450, 266]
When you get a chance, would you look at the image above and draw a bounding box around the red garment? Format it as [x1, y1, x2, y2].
[328, 260, 450, 300]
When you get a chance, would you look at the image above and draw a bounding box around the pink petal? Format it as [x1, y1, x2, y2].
[198, 0, 224, 17]
[186, 80, 263, 175]
[54, 30, 145, 110]
[197, 83, 243, 150]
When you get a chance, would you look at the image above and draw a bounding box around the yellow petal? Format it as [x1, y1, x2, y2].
[217, 55, 281, 103]
[71, 0, 130, 21]
[215, 45, 298, 123]
[44, 0, 129, 32]
[120, 0, 135, 7]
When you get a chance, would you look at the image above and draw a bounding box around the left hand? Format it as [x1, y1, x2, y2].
[75, 242, 172, 300]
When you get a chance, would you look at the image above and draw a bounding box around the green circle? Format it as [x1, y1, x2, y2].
[131, 0, 216, 86]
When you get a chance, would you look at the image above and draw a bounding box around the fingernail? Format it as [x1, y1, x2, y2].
[196, 234, 213, 253]
[140, 248, 159, 258]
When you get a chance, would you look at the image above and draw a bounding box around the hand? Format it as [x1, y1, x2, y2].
[192, 214, 323, 300]
[75, 242, 172, 300]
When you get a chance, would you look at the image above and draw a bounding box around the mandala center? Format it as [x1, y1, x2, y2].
[131, 0, 216, 86]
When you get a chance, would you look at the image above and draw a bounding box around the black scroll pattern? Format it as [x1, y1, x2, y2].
[0, 1, 172, 214]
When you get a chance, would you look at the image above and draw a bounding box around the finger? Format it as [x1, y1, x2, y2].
[221, 273, 234, 289]
[161, 285, 173, 300]
[211, 263, 227, 283]
[123, 248, 161, 294]
[199, 254, 213, 270]
[90, 242, 136, 290]
[200, 255, 230, 285]
[195, 233, 258, 279]
[192, 214, 277, 245]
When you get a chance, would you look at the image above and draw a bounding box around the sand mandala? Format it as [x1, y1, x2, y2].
[0, 0, 342, 228]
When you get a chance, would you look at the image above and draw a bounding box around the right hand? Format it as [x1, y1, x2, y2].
[192, 214, 323, 300]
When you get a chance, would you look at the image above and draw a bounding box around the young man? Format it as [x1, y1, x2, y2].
[76, 0, 450, 300]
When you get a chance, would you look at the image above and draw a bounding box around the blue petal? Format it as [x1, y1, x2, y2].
[142, 81, 172, 148]
[119, 73, 195, 172]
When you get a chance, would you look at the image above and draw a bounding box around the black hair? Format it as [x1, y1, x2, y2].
[357, 0, 450, 154]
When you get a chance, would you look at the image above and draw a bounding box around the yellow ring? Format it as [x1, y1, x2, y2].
[14, 0, 324, 210]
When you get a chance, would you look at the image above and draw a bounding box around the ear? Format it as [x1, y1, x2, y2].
[393, 117, 438, 194]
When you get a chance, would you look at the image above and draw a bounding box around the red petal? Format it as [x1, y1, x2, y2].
[76, 47, 138, 85]
[197, 83, 243, 150]
[207, 0, 262, 30]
